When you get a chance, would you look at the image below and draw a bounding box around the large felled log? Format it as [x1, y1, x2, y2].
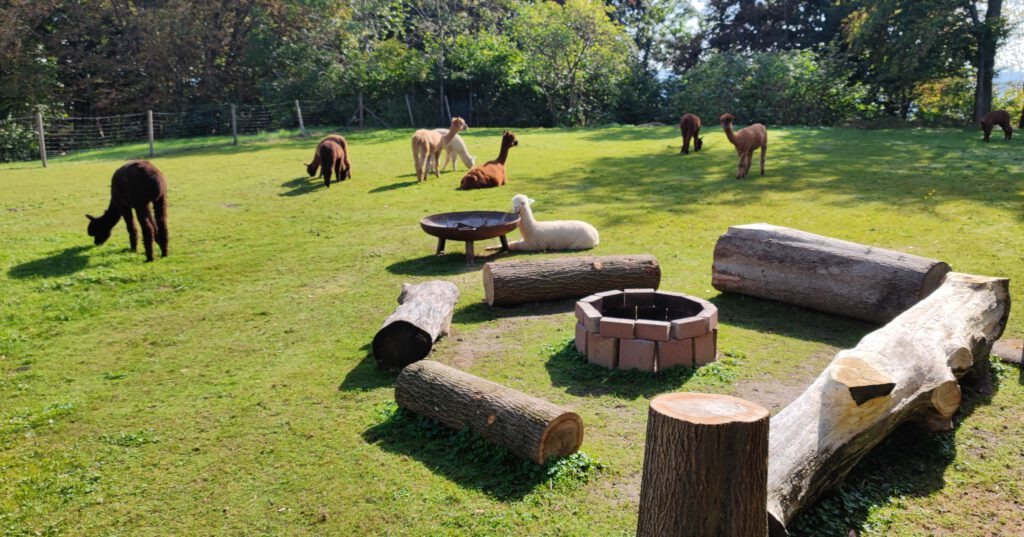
[767, 273, 1010, 536]
[372, 281, 459, 369]
[637, 393, 770, 537]
[483, 255, 661, 306]
[395, 360, 584, 464]
[712, 223, 951, 323]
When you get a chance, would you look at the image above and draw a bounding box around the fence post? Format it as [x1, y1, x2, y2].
[231, 104, 238, 145]
[405, 95, 415, 127]
[445, 95, 453, 123]
[358, 93, 365, 129]
[147, 110, 155, 158]
[294, 99, 306, 136]
[35, 111, 47, 168]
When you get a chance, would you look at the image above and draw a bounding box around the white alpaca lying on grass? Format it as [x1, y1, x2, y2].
[507, 194, 599, 251]
[433, 128, 475, 172]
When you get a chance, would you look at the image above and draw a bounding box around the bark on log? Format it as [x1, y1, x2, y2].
[712, 223, 951, 324]
[637, 393, 770, 537]
[372, 281, 459, 369]
[483, 255, 661, 307]
[395, 360, 584, 464]
[767, 273, 1010, 536]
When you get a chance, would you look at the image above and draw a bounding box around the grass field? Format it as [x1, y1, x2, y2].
[2, 125, 1023, 536]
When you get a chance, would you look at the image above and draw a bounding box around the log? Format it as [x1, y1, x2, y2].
[766, 273, 1010, 536]
[712, 223, 951, 323]
[483, 255, 661, 307]
[372, 281, 459, 369]
[637, 393, 770, 537]
[395, 360, 584, 464]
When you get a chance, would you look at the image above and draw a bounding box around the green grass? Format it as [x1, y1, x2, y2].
[2, 125, 1023, 536]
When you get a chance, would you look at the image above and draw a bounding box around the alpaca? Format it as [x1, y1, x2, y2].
[459, 131, 517, 190]
[433, 128, 475, 171]
[307, 134, 351, 179]
[981, 110, 1012, 142]
[679, 113, 703, 154]
[317, 140, 346, 188]
[411, 117, 467, 182]
[86, 160, 168, 262]
[507, 194, 599, 251]
[720, 113, 767, 178]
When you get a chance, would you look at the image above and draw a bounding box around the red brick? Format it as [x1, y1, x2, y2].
[635, 319, 671, 341]
[657, 338, 693, 370]
[575, 301, 602, 332]
[624, 288, 656, 307]
[694, 329, 717, 366]
[587, 332, 618, 368]
[619, 339, 655, 371]
[600, 317, 635, 339]
[579, 294, 604, 311]
[574, 322, 588, 355]
[594, 290, 624, 309]
[671, 316, 708, 340]
[698, 304, 719, 329]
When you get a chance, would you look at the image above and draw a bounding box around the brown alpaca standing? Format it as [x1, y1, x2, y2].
[720, 113, 767, 178]
[317, 140, 346, 188]
[307, 134, 351, 179]
[86, 160, 168, 262]
[411, 117, 467, 183]
[679, 113, 703, 154]
[459, 131, 518, 190]
[980, 110, 1012, 142]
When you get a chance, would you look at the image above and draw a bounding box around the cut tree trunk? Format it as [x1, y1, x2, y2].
[372, 281, 459, 369]
[766, 273, 1010, 536]
[483, 255, 661, 307]
[712, 223, 951, 324]
[637, 393, 770, 537]
[395, 360, 584, 464]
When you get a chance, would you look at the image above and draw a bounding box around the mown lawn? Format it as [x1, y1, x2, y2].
[1, 125, 1022, 536]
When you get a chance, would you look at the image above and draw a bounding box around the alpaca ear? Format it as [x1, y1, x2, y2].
[528, 198, 535, 205]
[86, 214, 96, 221]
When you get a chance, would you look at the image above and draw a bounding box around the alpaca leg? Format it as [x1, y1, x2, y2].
[681, 132, 689, 154]
[135, 205, 156, 262]
[121, 206, 138, 251]
[334, 159, 343, 183]
[432, 150, 441, 178]
[153, 197, 169, 258]
[747, 149, 755, 177]
[983, 125, 992, 142]
[760, 144, 766, 175]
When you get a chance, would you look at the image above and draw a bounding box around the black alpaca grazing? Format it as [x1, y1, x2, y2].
[86, 161, 168, 262]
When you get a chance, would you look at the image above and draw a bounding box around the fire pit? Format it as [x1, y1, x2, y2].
[573, 289, 718, 371]
[420, 211, 520, 264]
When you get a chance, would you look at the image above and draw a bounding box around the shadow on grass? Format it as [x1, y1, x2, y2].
[369, 180, 418, 193]
[279, 176, 324, 197]
[386, 252, 506, 276]
[711, 293, 871, 348]
[452, 300, 574, 325]
[338, 345, 396, 392]
[544, 338, 699, 399]
[7, 245, 91, 278]
[788, 364, 1003, 536]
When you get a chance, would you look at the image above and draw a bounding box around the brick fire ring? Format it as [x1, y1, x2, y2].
[574, 289, 718, 372]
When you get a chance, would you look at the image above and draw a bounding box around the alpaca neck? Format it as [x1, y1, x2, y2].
[442, 123, 460, 145]
[496, 142, 511, 164]
[519, 204, 536, 234]
[96, 201, 122, 233]
[722, 122, 739, 146]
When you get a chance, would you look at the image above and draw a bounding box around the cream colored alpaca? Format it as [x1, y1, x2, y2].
[507, 194, 599, 251]
[720, 113, 767, 178]
[433, 128, 475, 171]
[411, 117, 467, 182]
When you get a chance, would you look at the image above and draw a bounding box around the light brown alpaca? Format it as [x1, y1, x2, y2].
[720, 113, 767, 178]
[459, 131, 517, 190]
[411, 117, 467, 183]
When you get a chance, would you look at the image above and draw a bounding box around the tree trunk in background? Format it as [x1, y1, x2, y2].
[972, 0, 1004, 123]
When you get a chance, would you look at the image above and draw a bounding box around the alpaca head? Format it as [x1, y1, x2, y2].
[305, 161, 317, 177]
[719, 113, 735, 125]
[511, 194, 535, 215]
[502, 130, 518, 148]
[695, 136, 703, 151]
[86, 214, 110, 245]
[451, 116, 468, 133]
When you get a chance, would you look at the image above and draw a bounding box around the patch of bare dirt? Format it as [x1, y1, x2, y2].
[731, 350, 836, 413]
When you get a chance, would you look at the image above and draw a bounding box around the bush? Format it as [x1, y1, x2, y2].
[0, 117, 38, 163]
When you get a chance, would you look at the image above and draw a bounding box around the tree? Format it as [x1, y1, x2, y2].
[968, 0, 1008, 121]
[512, 0, 632, 125]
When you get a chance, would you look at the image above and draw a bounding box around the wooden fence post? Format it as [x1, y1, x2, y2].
[444, 95, 453, 122]
[147, 110, 154, 157]
[231, 104, 238, 145]
[636, 393, 769, 537]
[35, 111, 47, 168]
[405, 94, 415, 127]
[294, 99, 306, 136]
[358, 93, 365, 129]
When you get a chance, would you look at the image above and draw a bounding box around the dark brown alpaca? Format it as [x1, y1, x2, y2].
[720, 113, 767, 178]
[980, 110, 1012, 142]
[306, 134, 351, 178]
[86, 161, 168, 262]
[459, 131, 518, 190]
[317, 140, 346, 188]
[679, 113, 703, 154]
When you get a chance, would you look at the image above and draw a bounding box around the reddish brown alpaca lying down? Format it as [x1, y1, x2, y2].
[720, 113, 767, 178]
[86, 160, 168, 262]
[306, 134, 351, 179]
[980, 110, 1012, 142]
[459, 131, 518, 190]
